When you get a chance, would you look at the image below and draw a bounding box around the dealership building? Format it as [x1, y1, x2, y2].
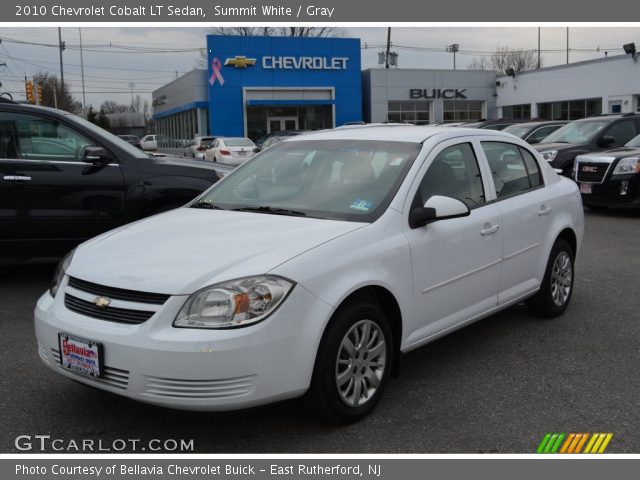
[496, 54, 640, 120]
[152, 36, 640, 140]
[153, 35, 362, 140]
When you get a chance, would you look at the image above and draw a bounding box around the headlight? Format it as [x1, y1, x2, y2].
[541, 150, 558, 162]
[50, 248, 75, 298]
[612, 157, 640, 176]
[173, 276, 295, 329]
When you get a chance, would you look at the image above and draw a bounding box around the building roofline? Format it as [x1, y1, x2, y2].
[497, 53, 630, 79]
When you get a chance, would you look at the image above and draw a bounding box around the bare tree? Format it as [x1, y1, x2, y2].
[32, 71, 81, 113]
[196, 27, 344, 67]
[468, 46, 540, 74]
[278, 27, 343, 38]
[212, 26, 275, 36]
[100, 100, 128, 114]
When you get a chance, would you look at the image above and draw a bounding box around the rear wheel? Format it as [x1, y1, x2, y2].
[526, 238, 574, 317]
[304, 301, 393, 423]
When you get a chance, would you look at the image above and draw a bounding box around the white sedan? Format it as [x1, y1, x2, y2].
[204, 137, 257, 166]
[35, 125, 583, 422]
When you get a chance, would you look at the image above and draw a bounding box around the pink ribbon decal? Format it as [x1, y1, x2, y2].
[209, 57, 224, 86]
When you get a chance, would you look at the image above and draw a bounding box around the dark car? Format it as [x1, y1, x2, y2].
[573, 134, 640, 209]
[533, 114, 640, 176]
[117, 134, 142, 149]
[0, 102, 232, 258]
[502, 121, 567, 144]
[458, 118, 532, 130]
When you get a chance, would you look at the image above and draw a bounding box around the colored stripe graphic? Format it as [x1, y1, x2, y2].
[538, 433, 613, 453]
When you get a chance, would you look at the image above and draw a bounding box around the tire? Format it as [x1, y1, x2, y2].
[526, 238, 575, 318]
[304, 301, 393, 423]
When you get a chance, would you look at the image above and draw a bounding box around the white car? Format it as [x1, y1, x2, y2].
[140, 134, 164, 151]
[35, 126, 583, 422]
[204, 137, 257, 166]
[184, 135, 217, 159]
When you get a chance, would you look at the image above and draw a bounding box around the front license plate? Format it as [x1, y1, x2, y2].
[58, 333, 102, 378]
[580, 183, 592, 194]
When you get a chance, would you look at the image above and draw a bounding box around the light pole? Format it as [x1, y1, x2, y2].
[446, 44, 460, 70]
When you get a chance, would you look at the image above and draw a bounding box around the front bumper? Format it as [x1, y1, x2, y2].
[579, 174, 640, 208]
[34, 278, 333, 411]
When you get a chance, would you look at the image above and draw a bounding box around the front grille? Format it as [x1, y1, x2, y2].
[65, 294, 154, 324]
[576, 162, 609, 183]
[143, 375, 256, 400]
[52, 349, 129, 390]
[68, 277, 170, 305]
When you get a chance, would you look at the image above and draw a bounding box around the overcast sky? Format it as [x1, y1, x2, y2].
[0, 26, 638, 108]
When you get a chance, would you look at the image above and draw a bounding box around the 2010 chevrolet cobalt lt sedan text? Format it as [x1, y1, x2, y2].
[35, 126, 584, 422]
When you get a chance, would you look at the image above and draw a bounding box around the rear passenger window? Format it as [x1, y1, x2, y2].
[481, 142, 535, 199]
[416, 143, 485, 208]
[519, 148, 543, 188]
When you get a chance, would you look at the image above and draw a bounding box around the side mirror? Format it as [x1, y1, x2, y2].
[82, 146, 111, 165]
[253, 147, 260, 153]
[527, 137, 540, 144]
[409, 195, 470, 229]
[597, 136, 616, 148]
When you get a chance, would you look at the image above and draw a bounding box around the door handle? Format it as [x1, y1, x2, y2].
[480, 224, 500, 236]
[3, 175, 32, 183]
[538, 205, 552, 216]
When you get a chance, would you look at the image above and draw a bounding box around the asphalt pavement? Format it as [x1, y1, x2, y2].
[1, 209, 639, 453]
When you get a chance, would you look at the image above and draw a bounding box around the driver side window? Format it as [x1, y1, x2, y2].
[416, 142, 486, 208]
[0, 112, 92, 161]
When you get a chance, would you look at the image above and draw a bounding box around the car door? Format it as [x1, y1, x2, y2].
[403, 138, 503, 344]
[0, 110, 126, 249]
[478, 140, 552, 304]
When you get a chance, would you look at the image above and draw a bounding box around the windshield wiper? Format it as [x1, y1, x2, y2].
[232, 206, 307, 217]
[191, 201, 225, 210]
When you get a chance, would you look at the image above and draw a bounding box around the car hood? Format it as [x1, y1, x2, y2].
[151, 155, 234, 172]
[68, 209, 365, 295]
[533, 142, 580, 152]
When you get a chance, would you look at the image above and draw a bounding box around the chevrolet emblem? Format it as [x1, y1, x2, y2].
[224, 56, 257, 68]
[92, 296, 111, 308]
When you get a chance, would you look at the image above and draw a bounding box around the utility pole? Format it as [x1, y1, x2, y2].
[447, 44, 460, 70]
[128, 82, 136, 107]
[79, 28, 86, 109]
[385, 27, 391, 69]
[58, 27, 65, 107]
[566, 27, 569, 64]
[537, 27, 541, 69]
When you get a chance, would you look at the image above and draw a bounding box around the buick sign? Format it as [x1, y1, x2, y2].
[410, 88, 467, 99]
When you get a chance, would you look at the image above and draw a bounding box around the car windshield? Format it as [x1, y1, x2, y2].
[625, 134, 640, 147]
[502, 124, 532, 138]
[68, 114, 150, 159]
[223, 138, 254, 147]
[193, 139, 421, 222]
[541, 120, 609, 144]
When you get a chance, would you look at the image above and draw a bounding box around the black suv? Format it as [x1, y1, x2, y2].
[459, 118, 532, 130]
[574, 134, 640, 209]
[0, 102, 232, 258]
[533, 114, 640, 176]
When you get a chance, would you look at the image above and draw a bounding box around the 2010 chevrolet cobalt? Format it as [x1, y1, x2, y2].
[35, 126, 584, 422]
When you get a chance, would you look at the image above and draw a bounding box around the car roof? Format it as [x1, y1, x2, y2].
[286, 125, 519, 143]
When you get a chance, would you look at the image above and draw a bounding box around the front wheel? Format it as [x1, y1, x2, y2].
[304, 302, 393, 423]
[526, 238, 575, 317]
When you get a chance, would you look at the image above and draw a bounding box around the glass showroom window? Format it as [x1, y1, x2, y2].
[442, 100, 483, 123]
[537, 98, 602, 121]
[502, 104, 532, 119]
[387, 101, 430, 125]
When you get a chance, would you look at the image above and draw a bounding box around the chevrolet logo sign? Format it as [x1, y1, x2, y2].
[224, 56, 257, 68]
[92, 296, 111, 308]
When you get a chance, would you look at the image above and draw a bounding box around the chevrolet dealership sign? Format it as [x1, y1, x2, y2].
[262, 56, 349, 70]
